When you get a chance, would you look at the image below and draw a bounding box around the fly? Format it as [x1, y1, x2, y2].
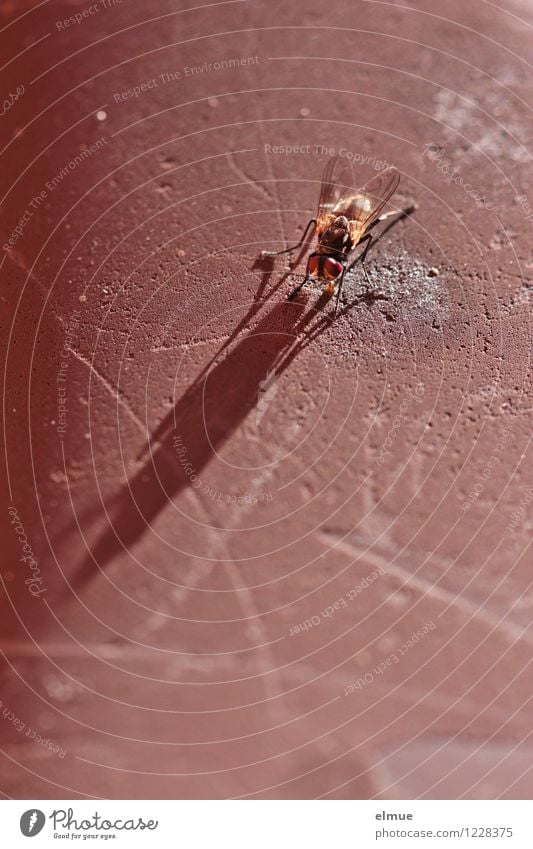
[261, 156, 415, 315]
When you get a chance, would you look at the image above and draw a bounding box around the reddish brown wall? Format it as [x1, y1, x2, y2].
[1, 0, 531, 799]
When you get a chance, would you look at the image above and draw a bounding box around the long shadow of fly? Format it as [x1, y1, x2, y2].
[73, 278, 337, 590]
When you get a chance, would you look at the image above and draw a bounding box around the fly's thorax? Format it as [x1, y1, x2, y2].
[320, 216, 352, 256]
[333, 215, 349, 228]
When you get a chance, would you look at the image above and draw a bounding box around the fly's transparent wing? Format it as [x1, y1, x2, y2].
[316, 156, 355, 236]
[338, 166, 400, 229]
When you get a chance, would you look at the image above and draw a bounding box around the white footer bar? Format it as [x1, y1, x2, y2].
[2, 800, 532, 848]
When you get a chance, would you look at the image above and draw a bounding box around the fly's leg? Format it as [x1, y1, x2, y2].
[334, 268, 347, 316]
[288, 276, 310, 301]
[345, 232, 373, 287]
[261, 218, 316, 258]
[377, 204, 417, 224]
[359, 233, 374, 287]
[343, 204, 416, 296]
[357, 205, 415, 283]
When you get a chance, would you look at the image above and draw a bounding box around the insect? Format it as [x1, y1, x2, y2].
[261, 156, 412, 315]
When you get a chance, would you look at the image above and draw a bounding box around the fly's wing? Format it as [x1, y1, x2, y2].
[316, 156, 355, 237]
[338, 166, 400, 232]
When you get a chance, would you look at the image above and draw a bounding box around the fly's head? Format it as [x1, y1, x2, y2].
[306, 254, 344, 297]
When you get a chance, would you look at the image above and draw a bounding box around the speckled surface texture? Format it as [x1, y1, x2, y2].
[1, 0, 532, 799]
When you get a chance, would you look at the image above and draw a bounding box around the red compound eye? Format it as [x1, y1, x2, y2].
[323, 257, 343, 280]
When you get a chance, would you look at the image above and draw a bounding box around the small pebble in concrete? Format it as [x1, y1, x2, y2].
[428, 267, 440, 277]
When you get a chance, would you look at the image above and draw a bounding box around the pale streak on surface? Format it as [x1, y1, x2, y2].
[379, 681, 527, 729]
[319, 534, 533, 648]
[192, 458, 290, 722]
[3, 249, 63, 326]
[226, 151, 274, 202]
[67, 347, 148, 439]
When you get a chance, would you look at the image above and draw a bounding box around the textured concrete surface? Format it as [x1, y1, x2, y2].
[1, 0, 532, 799]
